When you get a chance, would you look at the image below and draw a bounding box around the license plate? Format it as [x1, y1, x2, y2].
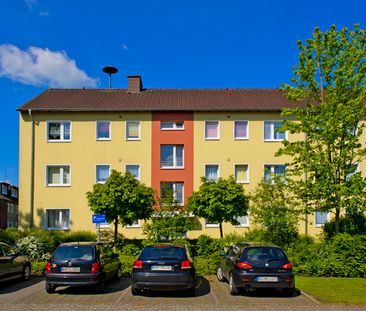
[256, 276, 278, 282]
[60, 267, 80, 273]
[151, 265, 172, 271]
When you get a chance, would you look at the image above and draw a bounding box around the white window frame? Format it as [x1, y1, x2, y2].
[46, 165, 71, 187]
[235, 214, 250, 227]
[205, 121, 220, 140]
[11, 188, 18, 198]
[126, 220, 140, 228]
[1, 184, 7, 195]
[160, 145, 184, 169]
[161, 121, 184, 130]
[264, 164, 286, 184]
[346, 163, 360, 180]
[45, 208, 70, 230]
[264, 120, 287, 141]
[96, 120, 111, 141]
[315, 210, 329, 227]
[234, 164, 249, 184]
[126, 121, 141, 140]
[160, 182, 184, 205]
[205, 164, 220, 181]
[96, 165, 110, 183]
[205, 220, 219, 228]
[125, 164, 140, 181]
[47, 121, 71, 142]
[234, 120, 249, 140]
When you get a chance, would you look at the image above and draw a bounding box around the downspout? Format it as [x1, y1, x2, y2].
[28, 109, 35, 228]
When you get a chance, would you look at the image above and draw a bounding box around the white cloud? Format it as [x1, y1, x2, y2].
[0, 44, 98, 88]
[39, 10, 50, 16]
[25, 0, 37, 11]
[121, 44, 128, 51]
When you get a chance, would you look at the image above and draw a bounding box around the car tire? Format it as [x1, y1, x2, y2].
[45, 282, 56, 294]
[216, 267, 225, 282]
[95, 277, 105, 294]
[115, 266, 122, 281]
[229, 273, 239, 295]
[131, 286, 141, 296]
[22, 264, 31, 281]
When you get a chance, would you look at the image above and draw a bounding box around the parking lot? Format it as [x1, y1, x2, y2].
[0, 276, 364, 311]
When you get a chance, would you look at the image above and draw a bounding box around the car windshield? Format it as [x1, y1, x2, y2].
[241, 247, 286, 262]
[52, 245, 94, 261]
[139, 246, 186, 260]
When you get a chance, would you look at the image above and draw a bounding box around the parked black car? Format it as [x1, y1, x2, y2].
[131, 244, 196, 295]
[216, 242, 295, 295]
[45, 242, 121, 293]
[0, 242, 31, 283]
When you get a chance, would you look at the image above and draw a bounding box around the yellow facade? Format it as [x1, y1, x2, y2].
[19, 110, 329, 239]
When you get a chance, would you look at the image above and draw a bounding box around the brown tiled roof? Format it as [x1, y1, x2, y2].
[18, 88, 302, 112]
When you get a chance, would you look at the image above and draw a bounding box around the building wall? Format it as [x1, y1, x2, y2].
[19, 110, 327, 238]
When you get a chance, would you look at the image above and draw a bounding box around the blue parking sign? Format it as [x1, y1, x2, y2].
[92, 214, 106, 224]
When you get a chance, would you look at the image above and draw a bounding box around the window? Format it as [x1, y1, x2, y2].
[96, 121, 111, 140]
[1, 184, 7, 195]
[126, 165, 140, 180]
[46, 209, 70, 230]
[161, 121, 184, 130]
[47, 121, 71, 142]
[234, 121, 249, 140]
[96, 165, 110, 183]
[161, 145, 184, 168]
[160, 182, 184, 205]
[205, 221, 219, 228]
[234, 164, 249, 183]
[264, 164, 286, 183]
[126, 220, 140, 228]
[11, 188, 18, 198]
[235, 215, 249, 227]
[205, 164, 219, 181]
[46, 165, 71, 186]
[205, 121, 219, 140]
[315, 210, 328, 227]
[126, 121, 140, 140]
[264, 121, 286, 141]
[346, 163, 359, 180]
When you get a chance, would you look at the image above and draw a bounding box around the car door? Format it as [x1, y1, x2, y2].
[0, 243, 22, 280]
[222, 245, 239, 279]
[100, 245, 119, 280]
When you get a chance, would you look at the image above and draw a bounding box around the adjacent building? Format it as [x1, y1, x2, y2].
[17, 76, 330, 238]
[0, 182, 19, 228]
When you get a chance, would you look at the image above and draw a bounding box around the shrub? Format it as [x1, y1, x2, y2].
[118, 254, 135, 275]
[32, 261, 47, 276]
[323, 212, 366, 240]
[194, 256, 221, 276]
[14, 235, 51, 261]
[195, 235, 224, 257]
[0, 228, 24, 244]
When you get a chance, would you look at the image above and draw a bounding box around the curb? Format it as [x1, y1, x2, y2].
[300, 290, 321, 304]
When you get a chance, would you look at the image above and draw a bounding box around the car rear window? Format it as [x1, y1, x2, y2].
[139, 246, 187, 260]
[241, 247, 286, 262]
[52, 245, 94, 261]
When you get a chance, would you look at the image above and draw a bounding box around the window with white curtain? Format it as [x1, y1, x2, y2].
[205, 121, 219, 140]
[126, 121, 140, 140]
[205, 165, 219, 181]
[96, 165, 110, 183]
[46, 209, 70, 230]
[46, 165, 71, 186]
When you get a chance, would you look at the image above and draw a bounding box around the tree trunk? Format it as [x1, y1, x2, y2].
[114, 217, 118, 248]
[335, 208, 340, 234]
[219, 223, 223, 239]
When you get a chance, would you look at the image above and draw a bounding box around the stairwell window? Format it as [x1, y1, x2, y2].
[46, 165, 71, 186]
[160, 182, 184, 205]
[264, 121, 286, 141]
[161, 121, 184, 130]
[46, 209, 70, 230]
[161, 145, 184, 168]
[126, 121, 140, 140]
[47, 121, 71, 142]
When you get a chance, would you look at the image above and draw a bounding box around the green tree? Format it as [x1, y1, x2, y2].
[143, 183, 193, 242]
[187, 176, 249, 238]
[278, 24, 366, 234]
[86, 170, 156, 245]
[250, 176, 301, 247]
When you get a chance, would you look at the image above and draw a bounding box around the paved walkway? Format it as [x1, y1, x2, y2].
[0, 277, 364, 311]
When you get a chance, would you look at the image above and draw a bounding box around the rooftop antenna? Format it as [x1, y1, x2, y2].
[102, 66, 118, 88]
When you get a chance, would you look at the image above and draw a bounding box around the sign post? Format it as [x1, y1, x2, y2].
[92, 214, 106, 242]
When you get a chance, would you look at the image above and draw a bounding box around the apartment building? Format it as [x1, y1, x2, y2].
[0, 182, 19, 228]
[17, 76, 329, 238]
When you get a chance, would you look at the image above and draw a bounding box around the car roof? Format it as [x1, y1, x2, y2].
[232, 242, 279, 249]
[58, 241, 99, 247]
[144, 243, 187, 249]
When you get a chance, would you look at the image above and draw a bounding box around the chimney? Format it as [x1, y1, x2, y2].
[127, 75, 143, 93]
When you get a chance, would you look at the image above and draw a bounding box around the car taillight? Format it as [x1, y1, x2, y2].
[45, 262, 51, 273]
[282, 262, 293, 270]
[91, 262, 101, 273]
[133, 260, 143, 269]
[181, 259, 192, 269]
[236, 261, 252, 269]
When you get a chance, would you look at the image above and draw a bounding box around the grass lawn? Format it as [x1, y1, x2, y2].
[296, 276, 366, 305]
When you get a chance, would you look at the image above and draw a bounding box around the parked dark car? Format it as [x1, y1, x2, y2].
[45, 242, 121, 293]
[216, 242, 295, 295]
[131, 244, 196, 295]
[0, 242, 31, 283]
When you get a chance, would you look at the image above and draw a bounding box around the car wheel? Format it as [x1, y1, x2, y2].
[22, 264, 31, 281]
[131, 286, 141, 296]
[115, 266, 122, 281]
[45, 282, 56, 294]
[216, 267, 225, 282]
[95, 277, 105, 294]
[229, 273, 239, 295]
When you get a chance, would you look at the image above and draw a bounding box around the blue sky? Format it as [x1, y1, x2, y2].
[0, 0, 365, 186]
